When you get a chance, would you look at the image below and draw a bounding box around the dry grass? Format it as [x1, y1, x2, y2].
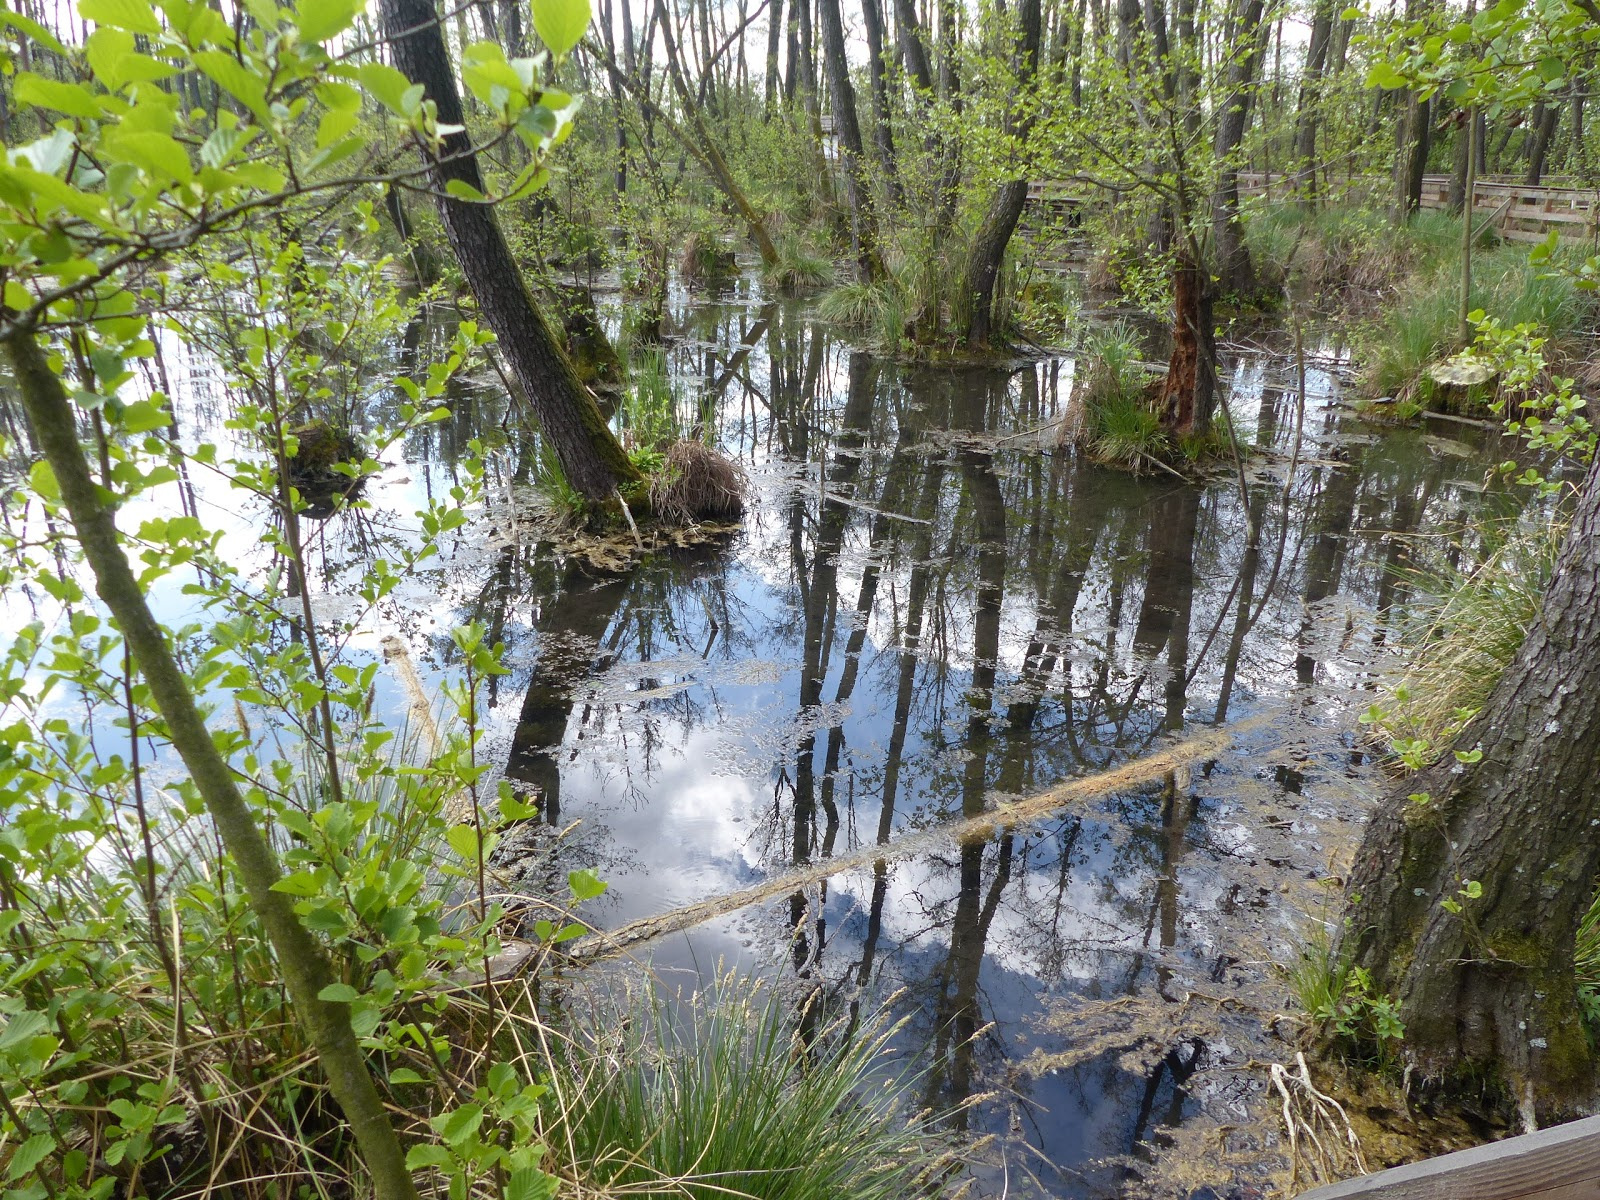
[649, 439, 748, 523]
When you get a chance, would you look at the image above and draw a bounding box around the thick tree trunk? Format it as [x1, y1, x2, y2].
[378, 0, 640, 501]
[1152, 254, 1217, 436]
[1339, 458, 1600, 1121]
[817, 0, 884, 280]
[962, 181, 1030, 347]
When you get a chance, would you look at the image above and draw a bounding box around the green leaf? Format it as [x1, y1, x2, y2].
[358, 62, 414, 114]
[405, 1144, 454, 1170]
[317, 983, 360, 1003]
[445, 824, 481, 861]
[567, 868, 606, 901]
[444, 178, 485, 201]
[1365, 61, 1407, 89]
[0, 9, 69, 56]
[296, 0, 365, 42]
[7, 1133, 55, 1182]
[103, 129, 193, 184]
[0, 1011, 49, 1052]
[13, 75, 103, 120]
[119, 399, 170, 433]
[434, 1103, 485, 1145]
[27, 461, 60, 503]
[531, 0, 590, 58]
[79, 0, 162, 35]
[194, 51, 273, 126]
[506, 1168, 560, 1200]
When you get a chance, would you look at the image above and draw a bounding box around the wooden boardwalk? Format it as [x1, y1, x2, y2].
[1296, 1113, 1600, 1199]
[1019, 171, 1600, 244]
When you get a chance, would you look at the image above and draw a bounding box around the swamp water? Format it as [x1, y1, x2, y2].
[28, 278, 1525, 1198]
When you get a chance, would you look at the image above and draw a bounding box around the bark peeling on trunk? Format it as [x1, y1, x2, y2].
[1339, 457, 1600, 1120]
[1152, 255, 1217, 436]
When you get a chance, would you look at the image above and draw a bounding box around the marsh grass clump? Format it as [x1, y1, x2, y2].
[1355, 244, 1585, 408]
[649, 437, 749, 522]
[818, 276, 904, 335]
[767, 235, 835, 293]
[1376, 520, 1563, 756]
[550, 975, 959, 1200]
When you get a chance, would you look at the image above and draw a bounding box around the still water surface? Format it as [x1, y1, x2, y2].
[37, 275, 1527, 1197]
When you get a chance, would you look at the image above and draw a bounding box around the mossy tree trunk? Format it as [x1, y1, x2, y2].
[378, 0, 641, 501]
[1338, 457, 1600, 1122]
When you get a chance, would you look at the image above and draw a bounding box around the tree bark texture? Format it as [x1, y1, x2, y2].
[859, 0, 903, 207]
[1525, 101, 1558, 186]
[379, 0, 640, 501]
[2, 330, 420, 1200]
[960, 0, 1042, 345]
[1290, 0, 1333, 201]
[1339, 457, 1600, 1119]
[1211, 0, 1266, 297]
[1152, 254, 1217, 435]
[816, 0, 883, 280]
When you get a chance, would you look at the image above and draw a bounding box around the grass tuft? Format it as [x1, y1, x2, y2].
[549, 974, 959, 1200]
[649, 438, 749, 522]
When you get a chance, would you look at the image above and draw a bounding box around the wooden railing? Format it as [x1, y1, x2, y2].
[1296, 1113, 1600, 1199]
[1234, 171, 1599, 244]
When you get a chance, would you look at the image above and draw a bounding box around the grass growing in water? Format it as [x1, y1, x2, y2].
[551, 975, 958, 1200]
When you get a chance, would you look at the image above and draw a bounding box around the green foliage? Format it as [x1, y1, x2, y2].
[1286, 929, 1406, 1061]
[1361, 520, 1562, 763]
[552, 975, 957, 1200]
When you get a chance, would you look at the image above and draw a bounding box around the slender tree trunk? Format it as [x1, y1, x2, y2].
[379, 0, 640, 501]
[1339, 456, 1600, 1122]
[1396, 93, 1431, 220]
[1212, 0, 1266, 297]
[817, 0, 884, 280]
[895, 0, 935, 90]
[859, 0, 903, 207]
[1291, 0, 1333, 202]
[2, 329, 421, 1200]
[1525, 101, 1558, 185]
[382, 182, 441, 288]
[766, 0, 785, 109]
[960, 0, 1042, 346]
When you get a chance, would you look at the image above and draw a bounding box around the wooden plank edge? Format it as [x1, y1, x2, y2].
[1295, 1114, 1600, 1200]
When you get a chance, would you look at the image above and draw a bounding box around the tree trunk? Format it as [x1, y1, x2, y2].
[962, 181, 1030, 347]
[1152, 253, 1217, 436]
[1525, 101, 1558, 185]
[1211, 0, 1266, 298]
[959, 0, 1041, 345]
[894, 0, 935, 91]
[2, 329, 420, 1200]
[766, 0, 785, 110]
[382, 182, 441, 288]
[1396, 92, 1430, 221]
[1339, 456, 1600, 1122]
[378, 0, 640, 501]
[1290, 0, 1333, 202]
[859, 0, 903, 207]
[817, 0, 884, 280]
